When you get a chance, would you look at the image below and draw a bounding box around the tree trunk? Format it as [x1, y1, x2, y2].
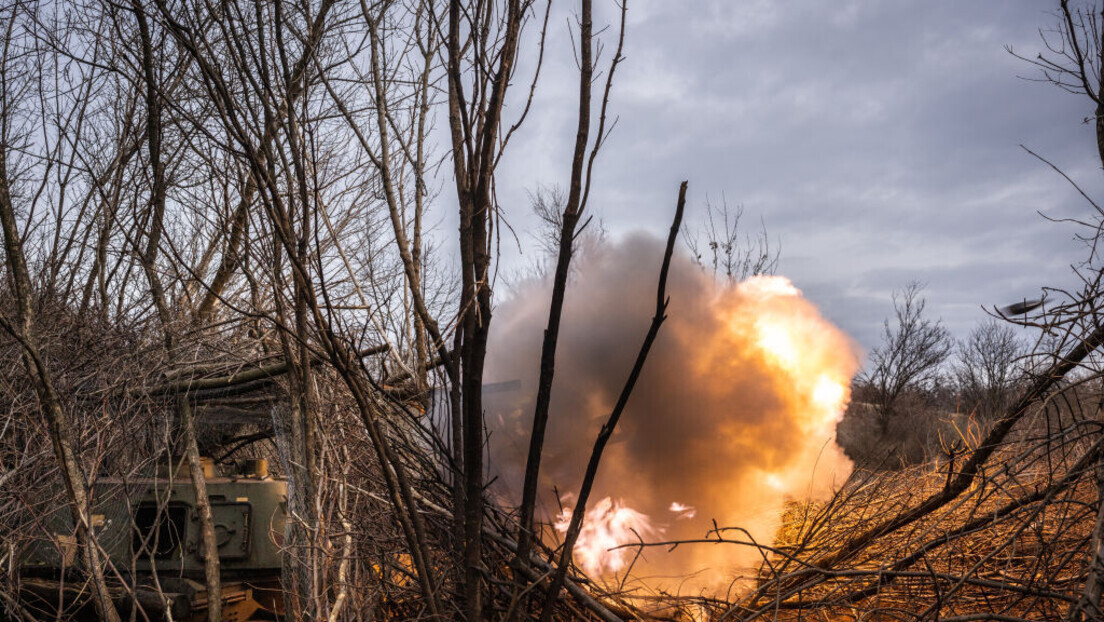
[0, 143, 122, 622]
[179, 396, 222, 622]
[131, 5, 222, 618]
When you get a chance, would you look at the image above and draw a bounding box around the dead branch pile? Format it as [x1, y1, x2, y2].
[659, 385, 1104, 622]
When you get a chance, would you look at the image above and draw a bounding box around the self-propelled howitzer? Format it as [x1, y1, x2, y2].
[20, 458, 287, 621]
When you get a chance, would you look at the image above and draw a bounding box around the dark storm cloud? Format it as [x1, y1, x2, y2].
[491, 1, 1104, 357]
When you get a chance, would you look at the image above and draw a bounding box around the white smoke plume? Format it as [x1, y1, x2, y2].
[486, 233, 861, 594]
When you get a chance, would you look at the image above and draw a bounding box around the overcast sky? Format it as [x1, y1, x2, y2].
[484, 1, 1104, 355]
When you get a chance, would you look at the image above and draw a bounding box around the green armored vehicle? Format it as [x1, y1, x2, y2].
[20, 458, 288, 621]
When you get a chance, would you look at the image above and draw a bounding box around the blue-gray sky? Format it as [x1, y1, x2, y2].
[486, 1, 1103, 355]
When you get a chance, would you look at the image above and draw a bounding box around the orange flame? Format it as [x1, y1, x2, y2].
[487, 236, 860, 593]
[554, 497, 657, 575]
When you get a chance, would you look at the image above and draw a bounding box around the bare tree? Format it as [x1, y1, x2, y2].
[955, 318, 1026, 421]
[685, 196, 779, 282]
[513, 0, 627, 597]
[529, 184, 570, 259]
[1009, 0, 1104, 167]
[0, 5, 124, 621]
[1012, 5, 1104, 620]
[860, 282, 953, 432]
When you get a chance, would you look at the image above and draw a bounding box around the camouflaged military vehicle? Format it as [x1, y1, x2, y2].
[20, 458, 288, 621]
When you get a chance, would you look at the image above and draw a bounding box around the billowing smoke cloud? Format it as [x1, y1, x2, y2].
[486, 233, 860, 594]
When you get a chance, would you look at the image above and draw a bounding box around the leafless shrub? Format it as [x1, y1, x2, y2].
[685, 197, 780, 283]
[956, 319, 1029, 422]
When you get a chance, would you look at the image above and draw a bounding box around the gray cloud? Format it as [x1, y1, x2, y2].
[485, 1, 1104, 359]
